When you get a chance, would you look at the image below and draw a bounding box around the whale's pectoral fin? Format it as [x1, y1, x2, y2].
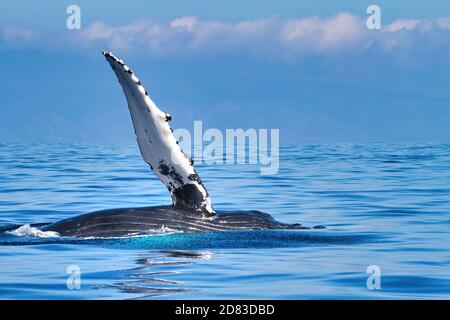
[102, 51, 214, 216]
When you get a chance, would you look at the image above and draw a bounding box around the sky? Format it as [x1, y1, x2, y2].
[0, 0, 449, 143]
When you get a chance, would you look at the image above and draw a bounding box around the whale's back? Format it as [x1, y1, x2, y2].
[42, 206, 303, 237]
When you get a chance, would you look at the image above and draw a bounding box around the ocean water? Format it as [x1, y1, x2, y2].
[0, 142, 449, 299]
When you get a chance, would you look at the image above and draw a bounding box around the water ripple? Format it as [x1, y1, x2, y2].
[0, 142, 449, 299]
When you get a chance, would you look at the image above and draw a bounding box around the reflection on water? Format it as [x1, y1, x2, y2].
[98, 250, 213, 299]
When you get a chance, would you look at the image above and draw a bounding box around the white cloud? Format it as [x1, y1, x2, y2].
[2, 13, 450, 58]
[170, 16, 198, 31]
[1, 26, 35, 42]
[79, 20, 169, 53]
[386, 19, 420, 32]
[437, 17, 450, 29]
[76, 16, 276, 54]
[280, 13, 368, 54]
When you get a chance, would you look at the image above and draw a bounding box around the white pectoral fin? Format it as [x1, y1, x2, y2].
[103, 51, 214, 216]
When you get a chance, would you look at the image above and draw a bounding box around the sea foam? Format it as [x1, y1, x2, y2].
[6, 224, 60, 238]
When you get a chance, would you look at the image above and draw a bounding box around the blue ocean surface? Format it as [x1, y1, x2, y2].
[0, 142, 449, 299]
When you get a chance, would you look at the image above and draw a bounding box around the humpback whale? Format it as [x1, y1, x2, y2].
[40, 52, 309, 237]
